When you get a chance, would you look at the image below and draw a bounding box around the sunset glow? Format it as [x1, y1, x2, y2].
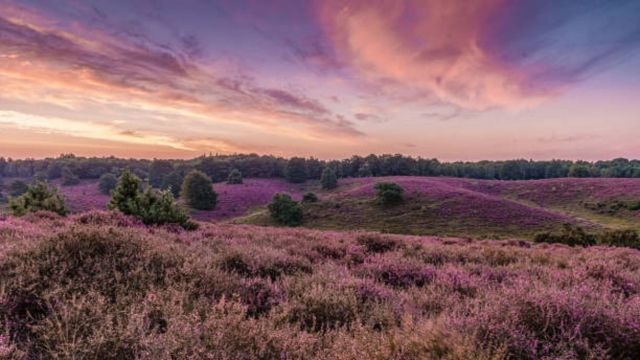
[1, 0, 639, 160]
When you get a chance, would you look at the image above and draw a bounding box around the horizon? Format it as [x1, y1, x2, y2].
[1, 1, 640, 160]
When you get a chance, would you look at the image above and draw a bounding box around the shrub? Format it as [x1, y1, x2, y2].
[374, 182, 404, 205]
[8, 180, 28, 197]
[302, 192, 318, 203]
[285, 157, 307, 183]
[61, 167, 80, 186]
[320, 167, 337, 190]
[598, 229, 640, 249]
[227, 169, 243, 184]
[134, 188, 196, 230]
[268, 193, 303, 226]
[108, 170, 142, 216]
[98, 173, 118, 195]
[181, 170, 217, 210]
[162, 171, 183, 198]
[9, 181, 67, 216]
[534, 223, 597, 247]
[356, 233, 398, 253]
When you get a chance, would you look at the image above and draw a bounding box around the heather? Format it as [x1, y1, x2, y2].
[1, 212, 639, 359]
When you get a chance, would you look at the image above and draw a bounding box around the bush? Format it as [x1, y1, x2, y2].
[598, 229, 640, 249]
[61, 167, 80, 186]
[108, 170, 142, 216]
[98, 173, 118, 195]
[534, 223, 597, 247]
[268, 193, 303, 226]
[108, 170, 194, 229]
[320, 167, 337, 190]
[181, 170, 217, 210]
[302, 192, 318, 203]
[8, 180, 28, 197]
[9, 181, 67, 216]
[162, 171, 183, 198]
[374, 182, 404, 206]
[227, 169, 243, 184]
[356, 233, 398, 253]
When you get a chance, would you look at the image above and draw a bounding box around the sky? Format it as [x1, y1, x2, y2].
[1, 0, 640, 161]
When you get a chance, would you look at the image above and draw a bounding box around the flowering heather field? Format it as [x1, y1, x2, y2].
[192, 179, 305, 221]
[57, 180, 110, 213]
[1, 211, 639, 359]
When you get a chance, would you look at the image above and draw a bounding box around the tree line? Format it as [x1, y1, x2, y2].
[1, 154, 640, 184]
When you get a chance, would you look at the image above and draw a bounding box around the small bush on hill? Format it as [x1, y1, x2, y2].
[9, 181, 67, 216]
[302, 192, 318, 203]
[268, 193, 303, 226]
[598, 229, 640, 249]
[181, 170, 217, 210]
[108, 170, 142, 216]
[8, 180, 28, 197]
[227, 169, 243, 184]
[320, 167, 337, 190]
[61, 167, 80, 186]
[357, 233, 398, 253]
[375, 182, 404, 206]
[98, 173, 118, 195]
[534, 223, 597, 247]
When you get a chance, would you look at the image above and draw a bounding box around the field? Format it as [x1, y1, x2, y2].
[2, 176, 640, 359]
[1, 211, 639, 359]
[41, 176, 640, 239]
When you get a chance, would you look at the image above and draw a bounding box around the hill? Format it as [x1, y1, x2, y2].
[1, 211, 638, 359]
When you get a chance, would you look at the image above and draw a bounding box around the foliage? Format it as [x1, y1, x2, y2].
[268, 193, 303, 226]
[98, 173, 118, 195]
[598, 229, 640, 249]
[181, 170, 217, 210]
[108, 170, 142, 216]
[162, 171, 184, 198]
[149, 159, 174, 188]
[61, 167, 80, 186]
[285, 157, 307, 183]
[9, 181, 67, 216]
[227, 168, 243, 184]
[302, 192, 318, 203]
[534, 224, 597, 247]
[374, 182, 404, 205]
[320, 167, 337, 190]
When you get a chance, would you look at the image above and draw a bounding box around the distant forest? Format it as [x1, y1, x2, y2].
[1, 154, 640, 184]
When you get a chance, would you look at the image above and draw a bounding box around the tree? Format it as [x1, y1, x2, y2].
[227, 168, 243, 184]
[568, 163, 591, 178]
[98, 173, 118, 195]
[108, 170, 142, 216]
[149, 159, 174, 188]
[320, 167, 338, 190]
[8, 180, 28, 197]
[61, 167, 80, 186]
[9, 181, 67, 216]
[375, 182, 404, 206]
[181, 170, 217, 210]
[162, 171, 184, 197]
[285, 157, 307, 183]
[268, 193, 303, 226]
[134, 188, 196, 229]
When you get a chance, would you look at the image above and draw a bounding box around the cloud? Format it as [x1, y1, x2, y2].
[315, 0, 640, 110]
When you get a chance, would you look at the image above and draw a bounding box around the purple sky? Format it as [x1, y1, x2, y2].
[1, 0, 639, 160]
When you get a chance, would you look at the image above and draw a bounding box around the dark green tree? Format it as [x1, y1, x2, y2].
[134, 188, 196, 229]
[9, 181, 67, 216]
[268, 193, 303, 226]
[285, 157, 307, 183]
[149, 159, 174, 188]
[61, 166, 80, 186]
[162, 171, 184, 197]
[8, 180, 28, 197]
[320, 167, 338, 190]
[98, 173, 118, 195]
[227, 168, 243, 184]
[375, 182, 404, 206]
[181, 170, 217, 210]
[108, 170, 142, 215]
